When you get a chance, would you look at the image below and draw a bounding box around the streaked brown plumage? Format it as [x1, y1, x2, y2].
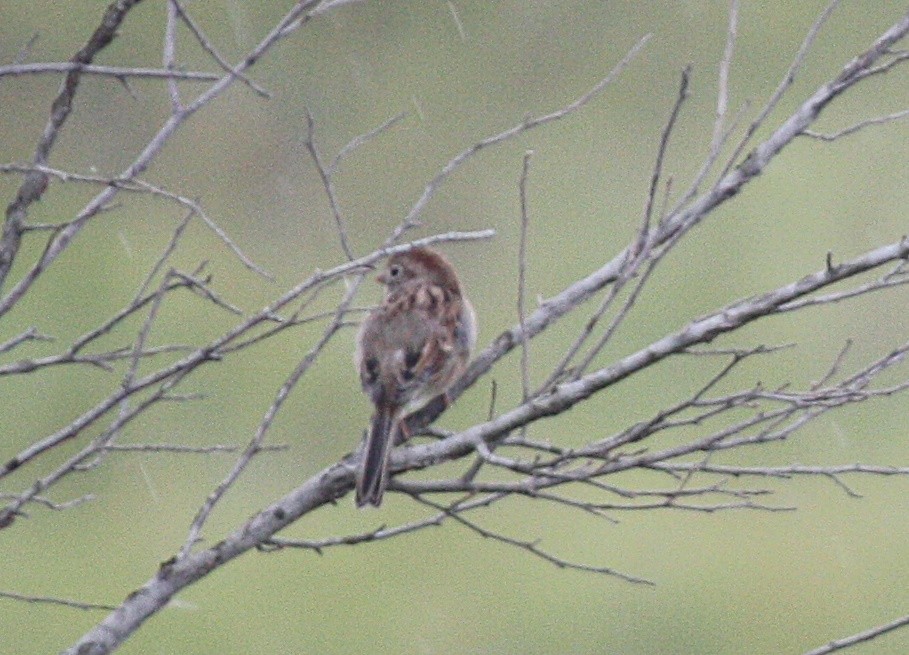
[354, 247, 476, 507]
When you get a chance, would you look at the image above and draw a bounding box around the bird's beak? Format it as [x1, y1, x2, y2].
[375, 270, 389, 284]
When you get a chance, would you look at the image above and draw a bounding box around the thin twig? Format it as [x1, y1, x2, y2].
[171, 0, 271, 98]
[0, 164, 273, 280]
[0, 326, 53, 354]
[517, 150, 533, 402]
[102, 443, 288, 454]
[163, 0, 182, 112]
[570, 208, 692, 381]
[720, 0, 841, 179]
[331, 112, 407, 172]
[262, 513, 447, 552]
[642, 66, 690, 233]
[712, 0, 739, 153]
[802, 107, 909, 140]
[0, 590, 117, 612]
[0, 62, 221, 80]
[410, 494, 654, 585]
[304, 108, 354, 260]
[803, 613, 909, 655]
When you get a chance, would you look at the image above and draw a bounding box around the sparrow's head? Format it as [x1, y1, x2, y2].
[377, 247, 462, 295]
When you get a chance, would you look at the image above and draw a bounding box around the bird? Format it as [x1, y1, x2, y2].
[354, 247, 477, 507]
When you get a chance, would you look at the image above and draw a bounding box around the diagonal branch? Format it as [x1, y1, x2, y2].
[803, 613, 909, 655]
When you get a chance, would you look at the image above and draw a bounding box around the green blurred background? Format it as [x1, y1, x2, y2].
[2, 1, 908, 653]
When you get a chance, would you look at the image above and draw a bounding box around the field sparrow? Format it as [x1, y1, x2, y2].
[354, 247, 477, 507]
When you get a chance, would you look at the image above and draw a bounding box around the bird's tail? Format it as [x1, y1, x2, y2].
[356, 407, 396, 507]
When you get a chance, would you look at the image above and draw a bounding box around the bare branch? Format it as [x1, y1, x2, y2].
[0, 344, 190, 377]
[410, 494, 654, 585]
[163, 0, 182, 112]
[0, 590, 117, 612]
[304, 108, 355, 260]
[0, 326, 53, 355]
[101, 443, 288, 454]
[802, 107, 909, 140]
[712, 0, 739, 153]
[803, 614, 909, 655]
[565, 69, 692, 380]
[643, 66, 690, 233]
[0, 62, 221, 80]
[262, 515, 448, 552]
[0, 163, 272, 279]
[170, 0, 271, 98]
[649, 462, 909, 480]
[0, 492, 96, 512]
[331, 111, 407, 172]
[517, 150, 533, 401]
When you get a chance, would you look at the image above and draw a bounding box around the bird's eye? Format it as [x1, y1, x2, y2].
[388, 265, 402, 278]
